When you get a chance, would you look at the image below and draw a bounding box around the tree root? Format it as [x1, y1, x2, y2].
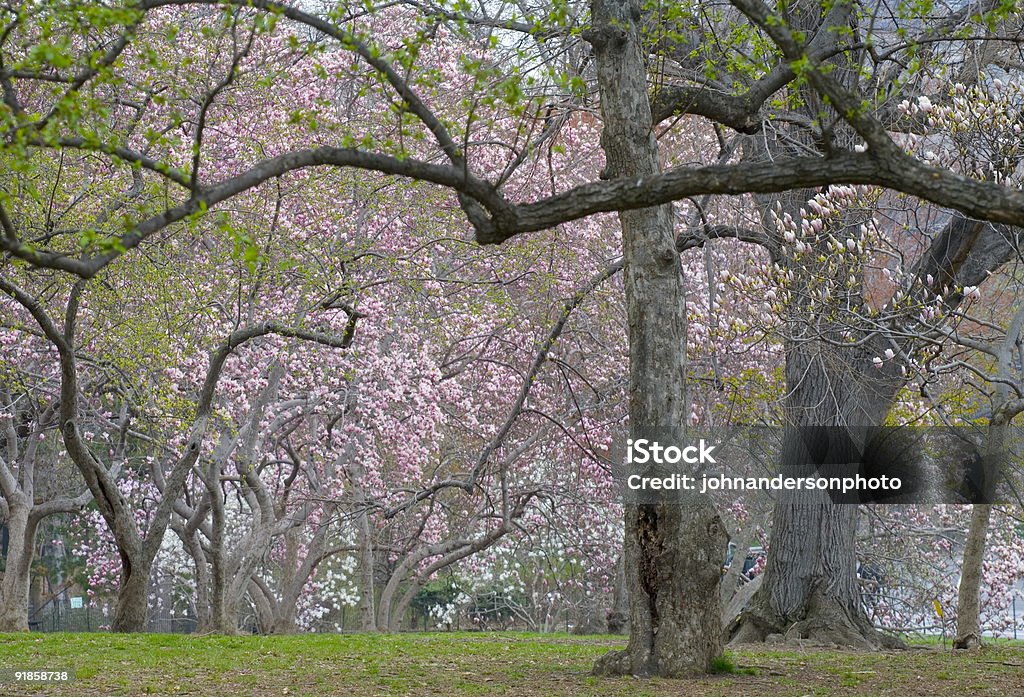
[953, 632, 983, 650]
[729, 589, 905, 650]
[591, 648, 635, 677]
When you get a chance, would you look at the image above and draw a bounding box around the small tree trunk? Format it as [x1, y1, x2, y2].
[391, 581, 423, 632]
[356, 508, 377, 631]
[247, 579, 278, 634]
[606, 554, 627, 634]
[954, 503, 992, 649]
[350, 453, 377, 632]
[176, 525, 212, 630]
[953, 402, 1007, 649]
[0, 503, 35, 631]
[375, 560, 404, 630]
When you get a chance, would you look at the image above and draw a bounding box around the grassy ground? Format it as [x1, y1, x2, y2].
[0, 631, 1021, 696]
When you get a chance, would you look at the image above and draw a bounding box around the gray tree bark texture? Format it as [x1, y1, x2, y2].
[587, 0, 727, 677]
[730, 342, 905, 649]
[725, 0, 894, 648]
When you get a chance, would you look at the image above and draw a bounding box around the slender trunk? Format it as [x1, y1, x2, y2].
[248, 578, 277, 634]
[954, 392, 1009, 649]
[954, 503, 992, 648]
[348, 451, 377, 631]
[376, 559, 406, 630]
[588, 0, 726, 677]
[176, 524, 211, 630]
[0, 503, 35, 631]
[268, 529, 300, 634]
[356, 503, 377, 631]
[606, 554, 627, 634]
[392, 580, 423, 632]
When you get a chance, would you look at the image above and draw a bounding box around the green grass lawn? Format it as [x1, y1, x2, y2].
[0, 631, 1021, 696]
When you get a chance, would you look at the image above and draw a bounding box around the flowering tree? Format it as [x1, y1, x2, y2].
[0, 326, 93, 631]
[6, 0, 1024, 677]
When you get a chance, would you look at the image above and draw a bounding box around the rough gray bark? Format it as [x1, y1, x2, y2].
[587, 0, 727, 677]
[730, 337, 906, 648]
[732, 496, 896, 648]
[721, 0, 1023, 649]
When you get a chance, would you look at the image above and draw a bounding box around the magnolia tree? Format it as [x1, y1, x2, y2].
[0, 321, 93, 631]
[1, 21, 634, 636]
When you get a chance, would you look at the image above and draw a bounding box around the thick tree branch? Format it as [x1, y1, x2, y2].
[483, 152, 1024, 242]
[0, 146, 500, 277]
[675, 224, 772, 253]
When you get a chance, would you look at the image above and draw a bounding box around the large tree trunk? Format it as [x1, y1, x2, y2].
[721, 0, 896, 649]
[0, 502, 36, 631]
[732, 499, 891, 647]
[731, 345, 903, 648]
[588, 0, 727, 677]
